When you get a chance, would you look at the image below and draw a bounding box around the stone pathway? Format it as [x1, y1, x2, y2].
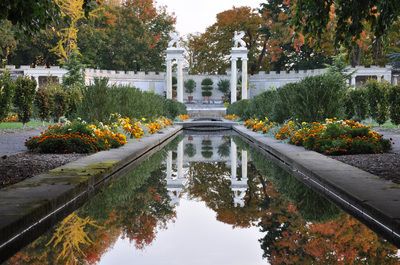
[0, 129, 41, 156]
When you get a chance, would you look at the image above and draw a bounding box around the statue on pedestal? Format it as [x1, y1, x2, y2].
[233, 31, 246, 48]
[168, 32, 180, 48]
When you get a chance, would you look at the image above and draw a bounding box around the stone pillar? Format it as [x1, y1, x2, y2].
[177, 59, 184, 103]
[394, 75, 399, 85]
[241, 150, 248, 180]
[230, 58, 237, 103]
[241, 58, 248, 100]
[167, 151, 173, 179]
[177, 141, 183, 179]
[166, 59, 173, 99]
[230, 140, 237, 180]
[351, 76, 356, 87]
[34, 76, 39, 89]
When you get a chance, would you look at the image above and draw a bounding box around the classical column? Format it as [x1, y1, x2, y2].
[241, 150, 248, 180]
[351, 75, 356, 87]
[166, 151, 173, 180]
[230, 140, 237, 180]
[166, 59, 173, 99]
[34, 76, 40, 89]
[241, 58, 248, 100]
[177, 141, 183, 179]
[177, 59, 184, 103]
[394, 75, 399, 85]
[230, 58, 237, 103]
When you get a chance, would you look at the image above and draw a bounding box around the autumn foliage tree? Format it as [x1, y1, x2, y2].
[187, 7, 267, 74]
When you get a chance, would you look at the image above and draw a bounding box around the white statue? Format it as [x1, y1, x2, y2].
[233, 31, 246, 48]
[168, 32, 180, 48]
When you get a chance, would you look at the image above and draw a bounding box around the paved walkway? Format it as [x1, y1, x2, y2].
[0, 129, 41, 156]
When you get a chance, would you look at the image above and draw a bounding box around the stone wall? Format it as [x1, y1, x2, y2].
[2, 65, 394, 101]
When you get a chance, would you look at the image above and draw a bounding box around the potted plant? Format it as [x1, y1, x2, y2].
[184, 79, 196, 103]
[217, 79, 230, 103]
[201, 78, 213, 103]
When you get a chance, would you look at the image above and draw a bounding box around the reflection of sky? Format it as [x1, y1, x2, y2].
[99, 197, 267, 265]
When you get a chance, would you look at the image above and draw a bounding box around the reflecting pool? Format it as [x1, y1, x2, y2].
[3, 132, 400, 265]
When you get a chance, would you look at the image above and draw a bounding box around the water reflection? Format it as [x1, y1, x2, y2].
[4, 133, 400, 265]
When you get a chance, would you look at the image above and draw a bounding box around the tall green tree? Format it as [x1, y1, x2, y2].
[78, 0, 175, 71]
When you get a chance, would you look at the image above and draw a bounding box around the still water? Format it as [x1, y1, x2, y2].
[3, 132, 400, 264]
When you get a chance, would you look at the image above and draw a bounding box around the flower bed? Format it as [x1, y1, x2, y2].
[275, 119, 391, 155]
[176, 114, 190, 121]
[26, 116, 174, 154]
[244, 118, 275, 134]
[224, 114, 239, 121]
[26, 119, 127, 154]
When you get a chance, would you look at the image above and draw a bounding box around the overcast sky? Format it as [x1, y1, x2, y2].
[155, 0, 263, 37]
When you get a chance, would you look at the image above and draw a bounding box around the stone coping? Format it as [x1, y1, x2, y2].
[175, 120, 237, 129]
[0, 125, 182, 260]
[233, 125, 400, 246]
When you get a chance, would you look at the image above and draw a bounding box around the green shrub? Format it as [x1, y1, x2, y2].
[201, 78, 213, 100]
[164, 99, 187, 119]
[217, 79, 230, 102]
[184, 79, 196, 95]
[388, 85, 400, 125]
[344, 88, 369, 121]
[286, 73, 347, 122]
[226, 99, 252, 120]
[78, 78, 187, 122]
[365, 80, 389, 125]
[0, 71, 15, 121]
[34, 88, 51, 122]
[65, 84, 83, 119]
[14, 76, 36, 124]
[53, 89, 68, 122]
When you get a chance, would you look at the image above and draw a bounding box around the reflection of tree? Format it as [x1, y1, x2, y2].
[47, 213, 100, 265]
[201, 139, 213, 159]
[184, 143, 196, 157]
[217, 136, 230, 157]
[7, 139, 180, 265]
[240, 137, 400, 264]
[186, 162, 265, 228]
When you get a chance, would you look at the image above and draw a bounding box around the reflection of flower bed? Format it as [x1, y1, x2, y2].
[275, 119, 391, 155]
[26, 120, 127, 154]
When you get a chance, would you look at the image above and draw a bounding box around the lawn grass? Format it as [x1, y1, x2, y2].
[0, 121, 53, 130]
[362, 119, 399, 129]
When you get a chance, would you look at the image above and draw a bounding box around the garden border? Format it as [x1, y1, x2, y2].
[233, 124, 400, 247]
[0, 125, 182, 262]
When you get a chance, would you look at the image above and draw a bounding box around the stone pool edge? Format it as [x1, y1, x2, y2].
[0, 125, 182, 260]
[233, 124, 400, 246]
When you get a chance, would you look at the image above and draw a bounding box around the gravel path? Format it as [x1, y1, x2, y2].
[376, 129, 400, 154]
[332, 153, 400, 184]
[0, 129, 42, 156]
[0, 153, 86, 189]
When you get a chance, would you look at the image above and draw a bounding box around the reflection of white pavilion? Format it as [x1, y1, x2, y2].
[230, 140, 248, 208]
[165, 138, 249, 208]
